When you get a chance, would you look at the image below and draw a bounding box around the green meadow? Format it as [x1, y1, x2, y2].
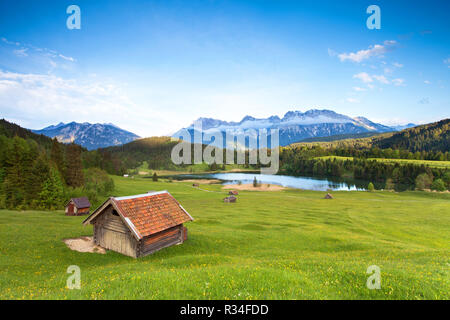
[0, 176, 449, 300]
[317, 156, 450, 169]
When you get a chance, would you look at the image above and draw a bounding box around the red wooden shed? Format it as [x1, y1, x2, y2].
[65, 197, 91, 216]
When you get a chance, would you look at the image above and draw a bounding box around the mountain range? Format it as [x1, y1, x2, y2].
[32, 122, 140, 150]
[173, 109, 416, 147]
[30, 109, 417, 150]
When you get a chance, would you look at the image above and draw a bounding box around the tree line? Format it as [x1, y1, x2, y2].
[0, 120, 114, 210]
[279, 149, 450, 191]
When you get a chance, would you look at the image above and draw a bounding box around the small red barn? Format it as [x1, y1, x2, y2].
[65, 197, 91, 216]
[82, 191, 193, 258]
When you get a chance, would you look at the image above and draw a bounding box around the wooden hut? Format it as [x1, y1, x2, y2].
[223, 195, 237, 203]
[65, 197, 91, 216]
[82, 191, 193, 258]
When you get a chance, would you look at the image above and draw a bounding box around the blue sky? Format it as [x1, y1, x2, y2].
[0, 0, 449, 136]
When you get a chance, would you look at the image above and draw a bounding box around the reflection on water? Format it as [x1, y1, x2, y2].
[175, 172, 367, 191]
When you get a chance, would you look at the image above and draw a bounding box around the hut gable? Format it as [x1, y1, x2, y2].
[83, 191, 193, 257]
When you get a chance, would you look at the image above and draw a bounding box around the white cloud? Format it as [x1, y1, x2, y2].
[337, 40, 397, 63]
[373, 75, 390, 84]
[392, 62, 403, 68]
[346, 98, 359, 103]
[1, 37, 76, 64]
[353, 72, 373, 83]
[424, 80, 431, 84]
[392, 78, 405, 86]
[353, 87, 367, 92]
[353, 72, 405, 87]
[0, 70, 146, 133]
[13, 48, 28, 57]
[58, 54, 76, 62]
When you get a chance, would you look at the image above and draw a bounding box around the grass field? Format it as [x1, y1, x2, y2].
[129, 161, 257, 176]
[0, 176, 449, 299]
[317, 156, 450, 169]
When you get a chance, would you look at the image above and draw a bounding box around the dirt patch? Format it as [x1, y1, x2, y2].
[63, 236, 106, 254]
[222, 183, 285, 191]
[138, 171, 149, 175]
[178, 179, 222, 184]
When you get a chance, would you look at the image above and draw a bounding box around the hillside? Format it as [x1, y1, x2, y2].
[290, 119, 449, 154]
[298, 131, 388, 143]
[373, 119, 449, 152]
[89, 137, 181, 174]
[0, 119, 55, 149]
[0, 119, 113, 210]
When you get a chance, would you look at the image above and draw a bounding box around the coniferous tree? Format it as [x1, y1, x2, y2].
[65, 144, 84, 187]
[38, 167, 65, 209]
[50, 138, 65, 179]
[3, 136, 28, 208]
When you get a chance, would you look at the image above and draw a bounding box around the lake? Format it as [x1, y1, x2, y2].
[172, 172, 368, 191]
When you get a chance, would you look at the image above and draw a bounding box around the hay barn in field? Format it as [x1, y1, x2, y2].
[65, 197, 91, 216]
[82, 191, 193, 258]
[223, 195, 237, 203]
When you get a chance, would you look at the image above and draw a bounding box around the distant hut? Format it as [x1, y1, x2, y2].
[65, 197, 91, 216]
[324, 193, 334, 199]
[82, 191, 193, 258]
[223, 195, 237, 203]
[228, 190, 239, 195]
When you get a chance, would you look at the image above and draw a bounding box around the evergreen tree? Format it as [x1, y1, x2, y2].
[3, 137, 29, 208]
[65, 144, 84, 187]
[50, 138, 65, 178]
[38, 167, 65, 210]
[152, 172, 158, 182]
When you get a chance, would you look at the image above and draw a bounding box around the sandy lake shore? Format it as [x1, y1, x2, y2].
[222, 183, 286, 191]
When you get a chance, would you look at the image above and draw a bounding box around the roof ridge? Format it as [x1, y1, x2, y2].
[113, 190, 168, 201]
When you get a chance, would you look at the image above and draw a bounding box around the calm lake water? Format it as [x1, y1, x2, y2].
[174, 172, 367, 191]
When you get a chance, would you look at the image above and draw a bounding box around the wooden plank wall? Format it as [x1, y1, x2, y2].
[139, 225, 183, 257]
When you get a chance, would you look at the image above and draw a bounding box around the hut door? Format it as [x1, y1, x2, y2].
[68, 203, 74, 215]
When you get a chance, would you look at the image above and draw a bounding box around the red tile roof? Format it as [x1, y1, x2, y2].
[111, 191, 193, 238]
